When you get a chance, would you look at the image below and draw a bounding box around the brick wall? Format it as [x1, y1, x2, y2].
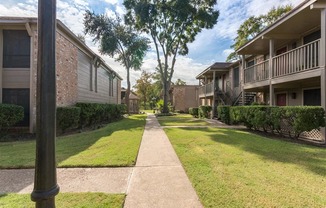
[55, 32, 78, 107]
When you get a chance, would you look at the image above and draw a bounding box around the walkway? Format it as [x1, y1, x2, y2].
[0, 114, 202, 207]
[124, 114, 202, 207]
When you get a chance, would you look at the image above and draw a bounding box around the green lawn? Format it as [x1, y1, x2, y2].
[164, 127, 326, 208]
[0, 193, 124, 208]
[157, 114, 211, 126]
[0, 114, 146, 168]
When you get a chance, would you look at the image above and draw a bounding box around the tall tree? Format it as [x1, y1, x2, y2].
[133, 70, 153, 109]
[84, 10, 150, 114]
[226, 5, 292, 62]
[124, 0, 219, 113]
[174, 78, 186, 86]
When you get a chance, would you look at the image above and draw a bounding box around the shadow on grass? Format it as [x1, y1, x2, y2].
[179, 127, 326, 177]
[0, 115, 146, 169]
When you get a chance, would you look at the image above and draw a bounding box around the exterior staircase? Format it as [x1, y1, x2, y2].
[232, 92, 256, 106]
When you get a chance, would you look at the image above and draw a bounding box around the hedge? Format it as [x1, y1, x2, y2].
[56, 106, 81, 133]
[0, 104, 24, 130]
[76, 103, 126, 128]
[199, 105, 212, 119]
[217, 106, 231, 124]
[189, 107, 199, 117]
[228, 105, 325, 138]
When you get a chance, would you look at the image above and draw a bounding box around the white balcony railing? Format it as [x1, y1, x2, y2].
[273, 39, 320, 77]
[198, 82, 214, 97]
[244, 39, 320, 84]
[244, 60, 269, 84]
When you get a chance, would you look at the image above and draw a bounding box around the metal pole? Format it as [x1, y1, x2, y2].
[31, 0, 59, 207]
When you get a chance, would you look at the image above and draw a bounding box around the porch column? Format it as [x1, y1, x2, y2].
[241, 55, 245, 105]
[212, 71, 216, 118]
[269, 39, 274, 106]
[320, 8, 326, 143]
[204, 76, 207, 105]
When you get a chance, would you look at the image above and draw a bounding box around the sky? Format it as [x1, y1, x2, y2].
[0, 0, 303, 88]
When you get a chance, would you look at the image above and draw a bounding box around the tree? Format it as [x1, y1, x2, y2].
[174, 78, 186, 86]
[124, 0, 219, 113]
[226, 5, 292, 62]
[134, 70, 153, 109]
[84, 10, 150, 114]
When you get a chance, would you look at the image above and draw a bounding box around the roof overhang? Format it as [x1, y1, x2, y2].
[237, 0, 320, 55]
[196, 62, 232, 79]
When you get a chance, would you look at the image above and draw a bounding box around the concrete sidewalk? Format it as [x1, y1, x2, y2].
[124, 114, 203, 208]
[0, 114, 202, 207]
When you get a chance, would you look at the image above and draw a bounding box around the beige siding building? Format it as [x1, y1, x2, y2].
[196, 0, 326, 142]
[0, 17, 122, 133]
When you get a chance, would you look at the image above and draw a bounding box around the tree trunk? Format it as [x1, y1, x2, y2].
[126, 68, 131, 115]
[162, 80, 170, 113]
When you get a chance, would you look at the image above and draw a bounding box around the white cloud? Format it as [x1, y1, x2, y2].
[0, 0, 306, 88]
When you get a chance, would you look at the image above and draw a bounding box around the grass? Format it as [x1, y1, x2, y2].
[0, 193, 125, 208]
[164, 126, 326, 208]
[0, 114, 146, 168]
[157, 114, 211, 126]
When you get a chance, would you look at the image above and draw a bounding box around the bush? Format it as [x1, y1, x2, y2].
[283, 106, 325, 138]
[0, 104, 24, 130]
[76, 103, 126, 128]
[56, 106, 81, 133]
[189, 107, 199, 118]
[199, 105, 212, 119]
[228, 105, 325, 139]
[217, 106, 231, 124]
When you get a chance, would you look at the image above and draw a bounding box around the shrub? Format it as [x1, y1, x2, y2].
[0, 104, 24, 130]
[76, 103, 126, 128]
[56, 106, 81, 133]
[199, 105, 212, 119]
[229, 106, 245, 124]
[283, 106, 325, 138]
[189, 107, 199, 118]
[217, 106, 231, 124]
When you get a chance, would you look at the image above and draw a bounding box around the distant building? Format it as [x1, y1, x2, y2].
[121, 87, 139, 114]
[170, 85, 199, 113]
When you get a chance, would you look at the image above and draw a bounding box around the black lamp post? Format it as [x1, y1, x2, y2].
[31, 0, 59, 207]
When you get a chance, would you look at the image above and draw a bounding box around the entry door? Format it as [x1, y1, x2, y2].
[2, 89, 30, 126]
[276, 93, 287, 106]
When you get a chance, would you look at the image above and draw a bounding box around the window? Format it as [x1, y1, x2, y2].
[246, 60, 254, 67]
[3, 30, 30, 68]
[233, 67, 239, 88]
[304, 88, 321, 106]
[304, 30, 320, 44]
[2, 89, 30, 126]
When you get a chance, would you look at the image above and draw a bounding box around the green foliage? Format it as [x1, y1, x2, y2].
[156, 99, 164, 112]
[0, 104, 24, 130]
[134, 70, 153, 110]
[56, 107, 81, 133]
[228, 106, 325, 138]
[84, 10, 149, 114]
[76, 103, 126, 128]
[226, 5, 292, 61]
[198, 105, 212, 119]
[124, 0, 219, 113]
[217, 106, 231, 124]
[189, 107, 199, 118]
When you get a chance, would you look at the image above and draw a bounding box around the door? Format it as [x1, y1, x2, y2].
[2, 89, 30, 126]
[276, 93, 287, 106]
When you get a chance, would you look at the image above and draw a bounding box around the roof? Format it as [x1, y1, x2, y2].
[196, 62, 232, 79]
[236, 0, 318, 55]
[0, 16, 123, 80]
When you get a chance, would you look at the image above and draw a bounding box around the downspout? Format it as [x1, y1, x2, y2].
[320, 8, 326, 144]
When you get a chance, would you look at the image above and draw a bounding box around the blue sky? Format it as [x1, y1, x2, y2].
[0, 0, 303, 87]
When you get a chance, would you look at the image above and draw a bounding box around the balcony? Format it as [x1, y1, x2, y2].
[198, 82, 214, 98]
[244, 39, 320, 87]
